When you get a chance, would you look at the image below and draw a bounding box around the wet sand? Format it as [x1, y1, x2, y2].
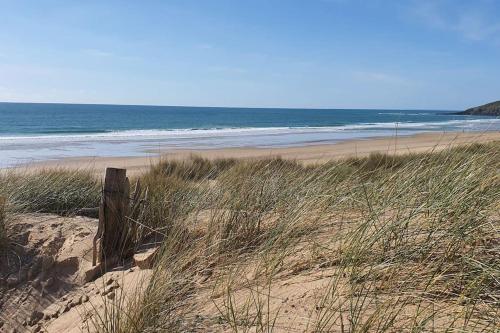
[11, 131, 500, 176]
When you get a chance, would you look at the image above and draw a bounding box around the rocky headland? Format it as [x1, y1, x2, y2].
[455, 100, 500, 116]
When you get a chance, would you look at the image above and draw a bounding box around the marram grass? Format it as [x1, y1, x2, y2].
[96, 143, 499, 332]
[2, 142, 499, 332]
[0, 167, 100, 215]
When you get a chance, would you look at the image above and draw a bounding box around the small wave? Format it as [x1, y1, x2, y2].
[0, 119, 499, 143]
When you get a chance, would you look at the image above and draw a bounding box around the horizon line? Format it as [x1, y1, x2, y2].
[0, 100, 459, 112]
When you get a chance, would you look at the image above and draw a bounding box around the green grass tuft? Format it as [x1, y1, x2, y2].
[0, 168, 100, 215]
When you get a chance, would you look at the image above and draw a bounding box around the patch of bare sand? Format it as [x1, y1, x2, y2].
[0, 214, 152, 333]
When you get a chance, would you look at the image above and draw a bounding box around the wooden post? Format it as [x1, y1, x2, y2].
[0, 196, 5, 222]
[94, 167, 132, 265]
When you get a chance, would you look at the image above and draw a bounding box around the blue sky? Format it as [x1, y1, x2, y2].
[0, 0, 499, 109]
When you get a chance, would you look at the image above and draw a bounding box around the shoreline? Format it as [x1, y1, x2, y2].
[8, 131, 500, 176]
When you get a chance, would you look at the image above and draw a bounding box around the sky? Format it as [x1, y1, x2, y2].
[0, 0, 499, 110]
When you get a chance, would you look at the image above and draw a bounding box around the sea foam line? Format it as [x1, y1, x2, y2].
[0, 119, 499, 143]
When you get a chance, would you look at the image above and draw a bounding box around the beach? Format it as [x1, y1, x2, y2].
[18, 131, 500, 175]
[3, 111, 500, 333]
[3, 130, 499, 332]
[4, 1, 500, 330]
[3, 103, 500, 169]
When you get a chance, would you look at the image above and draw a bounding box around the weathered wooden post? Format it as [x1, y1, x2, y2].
[92, 167, 132, 266]
[0, 196, 5, 213]
[0, 196, 6, 223]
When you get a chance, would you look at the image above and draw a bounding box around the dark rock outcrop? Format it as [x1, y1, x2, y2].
[455, 101, 500, 116]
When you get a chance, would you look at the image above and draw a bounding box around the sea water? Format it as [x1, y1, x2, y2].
[0, 102, 499, 167]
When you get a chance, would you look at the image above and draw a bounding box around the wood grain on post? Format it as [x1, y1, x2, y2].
[98, 167, 132, 263]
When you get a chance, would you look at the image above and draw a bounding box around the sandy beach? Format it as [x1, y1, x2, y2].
[4, 2, 500, 331]
[16, 131, 500, 175]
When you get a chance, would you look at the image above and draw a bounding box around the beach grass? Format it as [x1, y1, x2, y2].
[87, 141, 498, 332]
[0, 168, 100, 215]
[2, 141, 499, 331]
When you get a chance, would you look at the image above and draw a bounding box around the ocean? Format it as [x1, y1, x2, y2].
[0, 102, 499, 168]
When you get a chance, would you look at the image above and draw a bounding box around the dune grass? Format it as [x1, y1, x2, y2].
[2, 143, 498, 331]
[0, 168, 100, 215]
[0, 168, 99, 252]
[85, 142, 499, 332]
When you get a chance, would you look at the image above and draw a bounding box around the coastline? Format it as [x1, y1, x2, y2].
[9, 130, 500, 176]
[2, 105, 499, 170]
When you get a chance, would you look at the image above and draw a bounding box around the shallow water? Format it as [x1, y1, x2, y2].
[1, 103, 498, 167]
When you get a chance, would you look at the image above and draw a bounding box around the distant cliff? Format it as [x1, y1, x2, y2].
[456, 101, 500, 116]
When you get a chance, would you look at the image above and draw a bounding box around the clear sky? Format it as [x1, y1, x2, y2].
[1, 0, 499, 110]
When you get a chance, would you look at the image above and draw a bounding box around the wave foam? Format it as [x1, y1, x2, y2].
[0, 119, 499, 143]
